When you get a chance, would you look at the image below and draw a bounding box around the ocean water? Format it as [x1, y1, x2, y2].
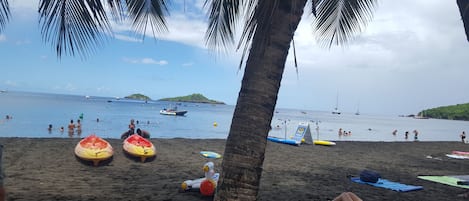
[1, 91, 468, 142]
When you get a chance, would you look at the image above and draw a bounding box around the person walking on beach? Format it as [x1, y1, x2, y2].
[405, 131, 409, 140]
[48, 124, 53, 133]
[461, 131, 466, 143]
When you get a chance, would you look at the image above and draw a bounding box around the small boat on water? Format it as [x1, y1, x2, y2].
[160, 106, 188, 116]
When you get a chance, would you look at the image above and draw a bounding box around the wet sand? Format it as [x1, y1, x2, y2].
[1, 137, 469, 201]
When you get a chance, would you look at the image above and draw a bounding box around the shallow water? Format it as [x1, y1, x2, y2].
[0, 91, 467, 141]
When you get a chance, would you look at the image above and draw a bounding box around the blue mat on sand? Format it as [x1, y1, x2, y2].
[350, 177, 423, 192]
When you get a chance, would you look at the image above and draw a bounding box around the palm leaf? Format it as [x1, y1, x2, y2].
[39, 0, 112, 58]
[204, 0, 246, 52]
[39, 0, 169, 58]
[457, 0, 469, 41]
[125, 0, 169, 40]
[0, 0, 10, 33]
[313, 0, 377, 47]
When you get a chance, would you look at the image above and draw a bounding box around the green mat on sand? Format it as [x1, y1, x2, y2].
[418, 176, 469, 189]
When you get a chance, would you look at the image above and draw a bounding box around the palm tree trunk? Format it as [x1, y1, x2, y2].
[457, 0, 469, 41]
[214, 1, 307, 200]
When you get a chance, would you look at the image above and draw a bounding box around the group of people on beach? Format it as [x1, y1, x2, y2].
[120, 119, 150, 139]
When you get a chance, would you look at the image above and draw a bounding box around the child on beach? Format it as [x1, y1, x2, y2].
[461, 131, 466, 143]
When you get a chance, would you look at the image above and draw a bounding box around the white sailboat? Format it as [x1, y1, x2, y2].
[332, 93, 341, 115]
[355, 102, 360, 115]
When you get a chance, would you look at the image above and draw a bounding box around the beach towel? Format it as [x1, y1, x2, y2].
[350, 177, 423, 192]
[418, 176, 469, 189]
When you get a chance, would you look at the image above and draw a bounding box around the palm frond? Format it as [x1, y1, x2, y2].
[106, 0, 126, 22]
[237, 0, 279, 69]
[0, 0, 10, 33]
[39, 0, 112, 58]
[457, 0, 469, 41]
[204, 0, 246, 52]
[125, 0, 169, 40]
[313, 0, 377, 47]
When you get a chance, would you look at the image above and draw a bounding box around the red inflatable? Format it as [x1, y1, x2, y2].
[200, 179, 216, 196]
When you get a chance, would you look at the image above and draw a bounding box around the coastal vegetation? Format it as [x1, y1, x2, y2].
[419, 103, 469, 121]
[158, 93, 224, 104]
[125, 93, 151, 101]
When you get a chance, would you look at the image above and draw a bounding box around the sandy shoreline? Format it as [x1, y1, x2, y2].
[1, 137, 469, 201]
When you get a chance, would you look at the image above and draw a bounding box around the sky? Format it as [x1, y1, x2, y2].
[0, 0, 468, 116]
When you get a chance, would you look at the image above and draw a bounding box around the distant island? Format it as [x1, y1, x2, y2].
[158, 93, 225, 104]
[125, 93, 151, 101]
[414, 103, 469, 121]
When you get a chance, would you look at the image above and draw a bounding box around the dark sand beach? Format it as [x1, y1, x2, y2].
[1, 137, 469, 201]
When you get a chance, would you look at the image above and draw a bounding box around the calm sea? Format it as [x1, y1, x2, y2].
[1, 91, 468, 142]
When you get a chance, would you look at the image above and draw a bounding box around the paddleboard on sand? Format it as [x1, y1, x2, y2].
[313, 140, 336, 146]
[446, 154, 469, 159]
[200, 151, 222, 159]
[267, 136, 300, 146]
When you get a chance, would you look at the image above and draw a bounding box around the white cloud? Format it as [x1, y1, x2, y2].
[4, 80, 17, 87]
[15, 40, 30, 45]
[123, 57, 168, 65]
[114, 34, 143, 43]
[182, 62, 194, 67]
[53, 83, 77, 92]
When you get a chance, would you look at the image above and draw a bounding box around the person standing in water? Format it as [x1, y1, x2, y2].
[413, 130, 419, 141]
[461, 131, 466, 143]
[76, 119, 82, 135]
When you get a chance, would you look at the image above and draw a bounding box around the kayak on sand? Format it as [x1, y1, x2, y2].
[123, 134, 156, 162]
[74, 134, 114, 166]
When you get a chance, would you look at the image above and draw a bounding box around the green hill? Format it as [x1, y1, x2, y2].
[158, 93, 225, 104]
[419, 103, 469, 121]
[125, 93, 151, 101]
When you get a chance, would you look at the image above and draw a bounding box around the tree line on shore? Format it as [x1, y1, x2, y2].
[419, 103, 469, 121]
